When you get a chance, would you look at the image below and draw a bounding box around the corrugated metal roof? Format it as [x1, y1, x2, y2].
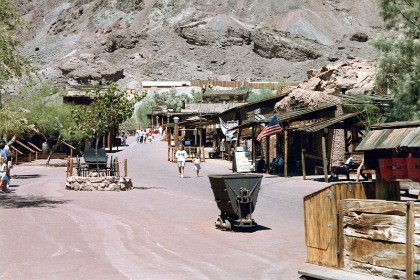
[277, 104, 336, 122]
[370, 120, 420, 130]
[356, 127, 420, 151]
[297, 113, 360, 133]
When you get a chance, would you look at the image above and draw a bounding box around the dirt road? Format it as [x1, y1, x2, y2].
[0, 136, 328, 279]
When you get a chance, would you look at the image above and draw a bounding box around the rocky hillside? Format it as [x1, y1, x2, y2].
[15, 0, 385, 89]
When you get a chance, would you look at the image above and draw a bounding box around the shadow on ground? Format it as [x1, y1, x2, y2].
[11, 174, 43, 179]
[133, 186, 162, 190]
[0, 194, 71, 209]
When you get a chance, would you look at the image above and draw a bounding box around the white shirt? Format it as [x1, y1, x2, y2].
[345, 157, 353, 165]
[176, 150, 188, 162]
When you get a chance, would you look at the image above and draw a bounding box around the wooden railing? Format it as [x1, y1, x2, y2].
[9, 145, 23, 165]
[15, 139, 36, 162]
[26, 141, 42, 160]
[62, 141, 76, 158]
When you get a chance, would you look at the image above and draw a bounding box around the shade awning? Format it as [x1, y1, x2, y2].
[296, 113, 360, 133]
[356, 126, 420, 151]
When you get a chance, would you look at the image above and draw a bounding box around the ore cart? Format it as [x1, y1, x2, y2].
[208, 174, 263, 231]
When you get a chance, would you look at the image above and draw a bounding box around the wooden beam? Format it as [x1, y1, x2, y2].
[322, 132, 328, 183]
[406, 201, 414, 280]
[252, 126, 256, 168]
[265, 136, 270, 174]
[15, 140, 36, 153]
[284, 129, 288, 177]
[301, 133, 306, 180]
[26, 141, 42, 152]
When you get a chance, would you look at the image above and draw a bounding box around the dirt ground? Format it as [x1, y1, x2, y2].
[0, 136, 330, 279]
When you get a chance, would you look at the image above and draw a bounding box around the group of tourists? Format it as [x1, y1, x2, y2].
[135, 128, 155, 144]
[175, 145, 201, 178]
[0, 139, 12, 193]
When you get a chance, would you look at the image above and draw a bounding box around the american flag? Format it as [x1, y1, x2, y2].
[256, 116, 283, 142]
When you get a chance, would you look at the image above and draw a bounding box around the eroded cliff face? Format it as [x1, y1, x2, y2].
[16, 0, 384, 88]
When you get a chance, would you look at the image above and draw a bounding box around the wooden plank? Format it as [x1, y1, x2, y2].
[298, 266, 391, 280]
[284, 129, 288, 177]
[344, 259, 412, 279]
[305, 186, 338, 267]
[342, 200, 406, 215]
[407, 201, 415, 280]
[338, 200, 344, 268]
[343, 213, 406, 243]
[344, 236, 412, 270]
[322, 133, 328, 183]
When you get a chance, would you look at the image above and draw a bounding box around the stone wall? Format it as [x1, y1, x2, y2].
[66, 176, 133, 191]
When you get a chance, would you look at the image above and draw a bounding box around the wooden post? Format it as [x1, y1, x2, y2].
[115, 157, 120, 176]
[124, 159, 127, 177]
[322, 132, 329, 183]
[252, 126, 256, 168]
[284, 129, 288, 177]
[301, 148, 306, 180]
[66, 158, 70, 177]
[265, 136, 270, 174]
[406, 201, 415, 280]
[201, 146, 205, 162]
[167, 128, 171, 161]
[69, 158, 73, 176]
[338, 200, 344, 268]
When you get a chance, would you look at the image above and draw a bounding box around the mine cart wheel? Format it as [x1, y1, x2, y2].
[215, 217, 223, 229]
[223, 219, 231, 231]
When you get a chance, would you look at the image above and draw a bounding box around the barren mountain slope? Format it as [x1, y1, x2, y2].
[16, 0, 384, 88]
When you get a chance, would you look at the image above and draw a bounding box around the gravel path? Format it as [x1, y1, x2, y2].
[0, 136, 328, 279]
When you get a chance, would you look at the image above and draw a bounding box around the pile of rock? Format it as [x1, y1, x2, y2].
[275, 59, 376, 110]
[66, 176, 133, 191]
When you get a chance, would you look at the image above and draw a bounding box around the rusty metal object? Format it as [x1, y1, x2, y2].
[209, 174, 263, 231]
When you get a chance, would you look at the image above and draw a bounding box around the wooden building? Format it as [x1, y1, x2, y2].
[302, 121, 420, 280]
[202, 89, 250, 103]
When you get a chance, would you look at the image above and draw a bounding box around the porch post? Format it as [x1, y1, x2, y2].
[322, 130, 329, 183]
[301, 133, 307, 180]
[284, 129, 288, 177]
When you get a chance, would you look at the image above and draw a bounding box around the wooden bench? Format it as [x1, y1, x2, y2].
[333, 160, 374, 182]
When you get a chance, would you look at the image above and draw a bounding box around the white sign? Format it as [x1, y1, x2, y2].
[235, 151, 254, 173]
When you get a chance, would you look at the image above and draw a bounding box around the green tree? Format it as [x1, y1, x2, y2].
[247, 88, 276, 103]
[0, 0, 29, 97]
[372, 0, 420, 121]
[342, 94, 382, 132]
[135, 89, 198, 127]
[20, 83, 83, 164]
[72, 83, 146, 150]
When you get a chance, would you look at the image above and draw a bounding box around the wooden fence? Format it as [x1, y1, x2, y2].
[303, 181, 399, 268]
[339, 199, 419, 280]
[191, 79, 298, 90]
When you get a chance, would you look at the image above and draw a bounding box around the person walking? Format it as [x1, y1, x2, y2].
[121, 132, 128, 146]
[193, 154, 201, 178]
[175, 145, 188, 178]
[0, 156, 11, 193]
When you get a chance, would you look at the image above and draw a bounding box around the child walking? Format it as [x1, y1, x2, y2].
[193, 154, 201, 178]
